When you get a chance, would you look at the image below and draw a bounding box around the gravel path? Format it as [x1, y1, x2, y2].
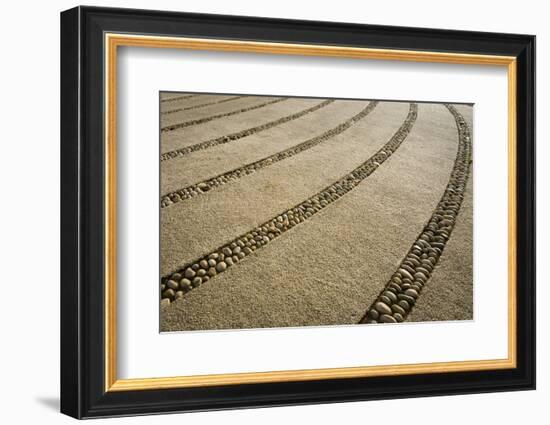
[162, 95, 245, 116]
[160, 101, 378, 207]
[158, 96, 473, 331]
[161, 97, 321, 154]
[360, 105, 472, 324]
[161, 97, 285, 132]
[160, 101, 410, 276]
[160, 99, 364, 194]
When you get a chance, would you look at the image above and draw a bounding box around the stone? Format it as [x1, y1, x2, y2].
[383, 291, 398, 303]
[379, 314, 397, 323]
[216, 261, 227, 272]
[160, 298, 170, 308]
[192, 277, 202, 287]
[208, 259, 217, 267]
[380, 295, 392, 305]
[404, 288, 419, 299]
[374, 302, 392, 315]
[162, 288, 175, 299]
[398, 294, 416, 305]
[199, 259, 208, 269]
[398, 300, 411, 311]
[391, 304, 406, 315]
[398, 268, 414, 281]
[166, 280, 179, 290]
[368, 309, 379, 320]
[184, 268, 196, 279]
[207, 267, 217, 277]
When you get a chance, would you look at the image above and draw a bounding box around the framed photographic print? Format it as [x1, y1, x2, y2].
[60, 6, 535, 419]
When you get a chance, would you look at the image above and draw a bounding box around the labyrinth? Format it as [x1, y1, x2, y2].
[159, 92, 473, 332]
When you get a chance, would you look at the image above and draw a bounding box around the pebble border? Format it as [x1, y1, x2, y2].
[359, 104, 472, 324]
[162, 96, 246, 115]
[160, 101, 378, 208]
[161, 98, 286, 133]
[160, 100, 334, 162]
[161, 94, 197, 104]
[160, 103, 417, 302]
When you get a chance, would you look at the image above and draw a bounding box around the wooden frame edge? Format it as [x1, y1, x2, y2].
[103, 33, 518, 393]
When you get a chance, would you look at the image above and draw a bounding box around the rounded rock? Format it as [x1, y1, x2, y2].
[380, 295, 393, 305]
[398, 294, 416, 305]
[192, 277, 202, 287]
[170, 273, 182, 282]
[393, 313, 404, 322]
[374, 301, 392, 315]
[166, 280, 179, 290]
[383, 291, 398, 303]
[162, 288, 175, 299]
[184, 268, 196, 279]
[398, 300, 411, 311]
[215, 261, 227, 272]
[379, 314, 398, 323]
[404, 288, 419, 299]
[391, 304, 406, 315]
[207, 267, 217, 277]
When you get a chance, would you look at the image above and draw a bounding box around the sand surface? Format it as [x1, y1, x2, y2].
[158, 93, 473, 331]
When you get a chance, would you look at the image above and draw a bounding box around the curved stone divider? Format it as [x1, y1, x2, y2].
[160, 103, 418, 302]
[160, 100, 334, 162]
[359, 104, 472, 325]
[161, 98, 287, 133]
[161, 94, 197, 104]
[162, 96, 246, 115]
[161, 101, 378, 208]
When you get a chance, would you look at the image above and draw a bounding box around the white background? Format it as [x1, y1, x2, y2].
[119, 48, 508, 379]
[0, 0, 545, 424]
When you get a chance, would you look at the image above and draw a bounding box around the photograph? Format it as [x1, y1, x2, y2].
[159, 92, 474, 332]
[57, 4, 535, 419]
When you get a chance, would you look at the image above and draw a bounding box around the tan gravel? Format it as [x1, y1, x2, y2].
[160, 99, 368, 194]
[161, 101, 472, 331]
[161, 96, 290, 154]
[160, 101, 409, 276]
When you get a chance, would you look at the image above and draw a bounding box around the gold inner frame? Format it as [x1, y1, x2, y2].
[104, 33, 517, 392]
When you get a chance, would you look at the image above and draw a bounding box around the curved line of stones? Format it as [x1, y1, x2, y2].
[160, 100, 335, 162]
[161, 94, 197, 104]
[162, 96, 246, 115]
[161, 98, 287, 133]
[160, 101, 378, 208]
[160, 103, 418, 302]
[359, 104, 472, 324]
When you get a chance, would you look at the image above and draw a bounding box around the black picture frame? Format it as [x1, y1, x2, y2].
[61, 5, 535, 419]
